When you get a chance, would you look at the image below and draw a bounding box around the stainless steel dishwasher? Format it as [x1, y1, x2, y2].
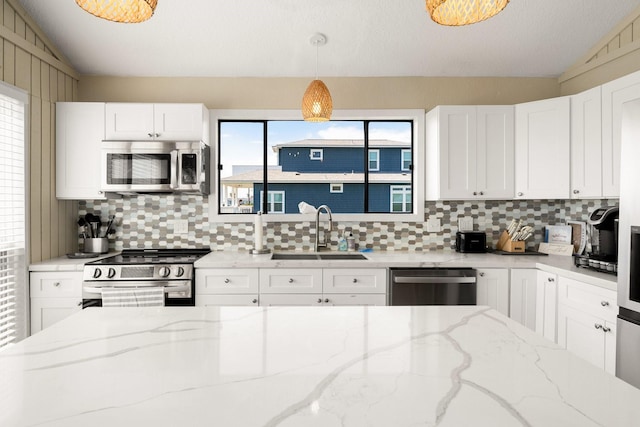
[389, 268, 477, 305]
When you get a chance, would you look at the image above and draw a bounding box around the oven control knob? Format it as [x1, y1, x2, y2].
[175, 267, 185, 278]
[107, 268, 116, 279]
[93, 268, 102, 279]
[159, 266, 171, 278]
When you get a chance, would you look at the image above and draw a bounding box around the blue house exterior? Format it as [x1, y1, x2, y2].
[222, 139, 412, 214]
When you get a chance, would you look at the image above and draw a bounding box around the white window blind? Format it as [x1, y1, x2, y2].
[0, 85, 27, 351]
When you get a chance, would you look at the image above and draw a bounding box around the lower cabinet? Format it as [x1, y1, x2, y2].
[509, 269, 538, 330]
[195, 267, 388, 306]
[535, 270, 558, 342]
[476, 268, 509, 316]
[29, 271, 83, 335]
[556, 276, 618, 374]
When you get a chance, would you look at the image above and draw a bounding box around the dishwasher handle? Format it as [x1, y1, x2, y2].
[393, 276, 477, 284]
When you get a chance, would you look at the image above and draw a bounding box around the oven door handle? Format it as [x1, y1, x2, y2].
[393, 276, 477, 284]
[83, 281, 191, 294]
[170, 150, 179, 190]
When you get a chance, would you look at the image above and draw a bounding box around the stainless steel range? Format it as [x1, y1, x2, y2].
[82, 248, 210, 307]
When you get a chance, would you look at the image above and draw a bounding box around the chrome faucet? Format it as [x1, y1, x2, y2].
[314, 205, 333, 252]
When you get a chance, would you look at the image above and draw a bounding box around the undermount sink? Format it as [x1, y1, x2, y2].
[271, 253, 368, 261]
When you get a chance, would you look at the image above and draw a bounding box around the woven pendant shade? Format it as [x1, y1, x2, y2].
[426, 0, 509, 26]
[75, 0, 158, 23]
[302, 79, 333, 122]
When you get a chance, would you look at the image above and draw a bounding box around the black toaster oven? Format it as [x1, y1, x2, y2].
[455, 231, 487, 253]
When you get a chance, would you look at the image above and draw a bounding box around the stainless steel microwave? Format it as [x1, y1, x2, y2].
[101, 141, 210, 194]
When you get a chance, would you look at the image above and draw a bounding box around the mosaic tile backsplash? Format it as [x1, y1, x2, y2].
[78, 196, 619, 253]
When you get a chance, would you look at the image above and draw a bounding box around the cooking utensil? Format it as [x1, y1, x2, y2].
[103, 215, 115, 238]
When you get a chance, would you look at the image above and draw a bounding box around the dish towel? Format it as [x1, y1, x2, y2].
[101, 287, 165, 307]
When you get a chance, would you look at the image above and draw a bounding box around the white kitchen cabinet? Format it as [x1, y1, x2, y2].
[509, 269, 537, 330]
[476, 268, 509, 316]
[259, 269, 323, 294]
[105, 103, 208, 142]
[601, 69, 640, 198]
[514, 97, 571, 199]
[322, 268, 387, 294]
[259, 294, 324, 306]
[195, 268, 259, 307]
[322, 294, 387, 306]
[535, 270, 557, 342]
[425, 105, 514, 200]
[29, 272, 83, 334]
[556, 276, 617, 374]
[570, 87, 603, 199]
[55, 102, 107, 200]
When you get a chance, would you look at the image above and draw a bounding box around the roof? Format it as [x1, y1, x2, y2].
[271, 139, 410, 153]
[221, 169, 411, 185]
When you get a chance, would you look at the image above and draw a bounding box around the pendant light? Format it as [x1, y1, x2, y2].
[426, 0, 509, 26]
[75, 0, 158, 23]
[302, 33, 333, 122]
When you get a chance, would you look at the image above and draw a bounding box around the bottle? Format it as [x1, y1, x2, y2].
[338, 235, 348, 251]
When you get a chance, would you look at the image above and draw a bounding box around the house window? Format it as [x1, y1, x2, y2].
[213, 109, 424, 221]
[0, 83, 28, 350]
[368, 149, 379, 171]
[390, 186, 412, 213]
[329, 183, 343, 193]
[260, 191, 285, 214]
[309, 149, 323, 161]
[401, 149, 411, 171]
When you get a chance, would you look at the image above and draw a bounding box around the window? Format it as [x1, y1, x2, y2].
[212, 109, 425, 221]
[0, 83, 28, 350]
[401, 149, 411, 171]
[368, 149, 379, 171]
[390, 186, 412, 213]
[329, 183, 343, 193]
[309, 149, 323, 161]
[260, 191, 285, 214]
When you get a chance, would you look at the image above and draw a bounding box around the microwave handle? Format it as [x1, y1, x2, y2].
[170, 150, 179, 190]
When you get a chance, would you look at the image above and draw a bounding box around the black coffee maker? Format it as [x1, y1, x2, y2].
[575, 206, 619, 274]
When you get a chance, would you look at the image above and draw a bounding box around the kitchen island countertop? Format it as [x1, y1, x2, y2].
[1, 306, 638, 427]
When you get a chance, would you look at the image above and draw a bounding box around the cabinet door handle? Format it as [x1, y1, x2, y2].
[77, 301, 83, 307]
[252, 299, 258, 304]
[288, 278, 294, 283]
[479, 272, 485, 277]
[547, 277, 554, 282]
[602, 326, 611, 333]
[594, 323, 603, 330]
[147, 133, 153, 137]
[352, 278, 358, 283]
[53, 282, 61, 287]
[324, 298, 330, 303]
[155, 133, 161, 138]
[317, 298, 322, 303]
[517, 192, 523, 197]
[573, 189, 580, 194]
[601, 301, 610, 307]
[479, 191, 484, 195]
[224, 278, 230, 284]
[473, 191, 477, 196]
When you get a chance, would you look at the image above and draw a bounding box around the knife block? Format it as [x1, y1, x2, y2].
[496, 231, 525, 253]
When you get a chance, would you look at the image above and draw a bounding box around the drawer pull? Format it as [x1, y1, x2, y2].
[594, 323, 603, 330]
[352, 278, 358, 283]
[602, 326, 611, 333]
[479, 272, 485, 277]
[224, 278, 230, 284]
[53, 282, 61, 287]
[252, 299, 258, 304]
[324, 298, 329, 303]
[601, 301, 610, 307]
[547, 277, 554, 282]
[289, 278, 294, 283]
[77, 301, 82, 306]
[317, 298, 322, 303]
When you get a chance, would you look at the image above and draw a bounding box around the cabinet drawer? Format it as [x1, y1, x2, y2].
[29, 272, 83, 297]
[323, 294, 387, 306]
[259, 269, 323, 294]
[196, 294, 259, 307]
[196, 269, 259, 294]
[557, 276, 617, 322]
[323, 268, 387, 294]
[259, 293, 323, 306]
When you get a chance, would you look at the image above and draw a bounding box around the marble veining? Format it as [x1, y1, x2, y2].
[1, 306, 639, 426]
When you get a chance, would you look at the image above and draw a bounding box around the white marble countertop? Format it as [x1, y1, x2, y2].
[1, 306, 638, 426]
[29, 252, 118, 272]
[195, 251, 618, 291]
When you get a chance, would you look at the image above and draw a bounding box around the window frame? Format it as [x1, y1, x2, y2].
[401, 149, 412, 172]
[368, 149, 380, 171]
[209, 109, 425, 223]
[259, 190, 286, 214]
[390, 185, 412, 213]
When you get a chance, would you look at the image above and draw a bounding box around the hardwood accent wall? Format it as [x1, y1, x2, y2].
[0, 0, 79, 263]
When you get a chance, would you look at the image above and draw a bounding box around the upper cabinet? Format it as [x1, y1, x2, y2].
[601, 69, 640, 198]
[570, 86, 603, 199]
[514, 97, 570, 199]
[56, 102, 107, 200]
[425, 105, 514, 200]
[105, 103, 209, 142]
